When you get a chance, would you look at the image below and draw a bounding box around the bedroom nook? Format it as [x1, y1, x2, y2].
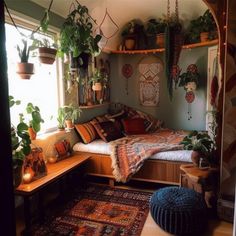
[0, 0, 235, 235]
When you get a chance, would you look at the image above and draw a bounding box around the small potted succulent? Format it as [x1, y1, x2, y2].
[16, 39, 34, 79]
[180, 130, 215, 167]
[57, 107, 66, 131]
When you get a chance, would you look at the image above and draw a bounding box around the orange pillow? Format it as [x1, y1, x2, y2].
[74, 122, 97, 144]
[122, 118, 146, 135]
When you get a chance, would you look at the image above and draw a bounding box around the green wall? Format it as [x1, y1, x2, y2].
[5, 0, 64, 28]
[110, 47, 208, 131]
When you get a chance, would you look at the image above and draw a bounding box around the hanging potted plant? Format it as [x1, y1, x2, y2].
[33, 37, 58, 64]
[89, 69, 108, 103]
[59, 4, 102, 71]
[9, 96, 31, 188]
[16, 39, 34, 79]
[31, 10, 58, 65]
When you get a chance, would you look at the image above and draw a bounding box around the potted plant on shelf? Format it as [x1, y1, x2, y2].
[180, 130, 215, 167]
[63, 104, 81, 129]
[16, 39, 34, 79]
[145, 18, 167, 48]
[59, 4, 101, 71]
[185, 9, 217, 43]
[23, 103, 44, 140]
[9, 96, 31, 188]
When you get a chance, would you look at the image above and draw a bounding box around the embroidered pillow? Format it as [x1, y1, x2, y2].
[91, 120, 124, 142]
[122, 117, 147, 135]
[74, 122, 97, 144]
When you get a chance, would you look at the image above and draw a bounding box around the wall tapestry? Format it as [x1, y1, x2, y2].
[138, 56, 163, 106]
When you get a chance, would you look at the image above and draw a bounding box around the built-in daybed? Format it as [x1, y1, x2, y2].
[73, 137, 192, 186]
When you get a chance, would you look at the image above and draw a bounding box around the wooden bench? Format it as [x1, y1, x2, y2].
[15, 154, 90, 235]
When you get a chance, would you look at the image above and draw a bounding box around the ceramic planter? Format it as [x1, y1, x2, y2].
[65, 119, 74, 129]
[124, 37, 136, 50]
[156, 33, 165, 48]
[92, 82, 102, 91]
[38, 47, 57, 64]
[16, 63, 34, 80]
[191, 151, 200, 166]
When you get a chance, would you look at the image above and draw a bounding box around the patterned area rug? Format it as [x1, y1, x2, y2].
[32, 184, 152, 236]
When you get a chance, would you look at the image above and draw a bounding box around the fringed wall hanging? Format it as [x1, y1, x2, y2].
[179, 64, 200, 120]
[122, 64, 133, 95]
[165, 0, 183, 100]
[138, 56, 163, 106]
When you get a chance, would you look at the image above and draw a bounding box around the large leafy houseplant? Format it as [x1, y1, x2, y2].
[9, 96, 31, 187]
[59, 4, 101, 66]
[181, 130, 215, 166]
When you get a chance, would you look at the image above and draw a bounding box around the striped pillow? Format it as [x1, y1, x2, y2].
[74, 122, 97, 144]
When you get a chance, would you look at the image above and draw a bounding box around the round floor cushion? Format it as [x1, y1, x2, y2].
[150, 187, 207, 236]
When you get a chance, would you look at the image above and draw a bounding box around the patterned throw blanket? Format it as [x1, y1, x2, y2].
[110, 129, 187, 182]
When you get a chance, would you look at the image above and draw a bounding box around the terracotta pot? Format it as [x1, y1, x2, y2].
[38, 47, 57, 64]
[65, 119, 74, 129]
[156, 33, 165, 48]
[16, 63, 34, 79]
[200, 32, 209, 42]
[125, 38, 135, 50]
[28, 127, 36, 140]
[191, 151, 200, 166]
[92, 82, 102, 91]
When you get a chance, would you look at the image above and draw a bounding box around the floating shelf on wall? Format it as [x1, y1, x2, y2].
[79, 102, 110, 109]
[110, 39, 218, 54]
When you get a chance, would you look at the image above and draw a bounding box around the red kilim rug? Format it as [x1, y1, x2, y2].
[32, 184, 152, 236]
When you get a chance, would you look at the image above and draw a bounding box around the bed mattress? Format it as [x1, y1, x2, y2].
[73, 139, 192, 163]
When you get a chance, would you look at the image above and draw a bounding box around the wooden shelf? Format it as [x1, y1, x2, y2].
[79, 102, 110, 109]
[110, 39, 218, 54]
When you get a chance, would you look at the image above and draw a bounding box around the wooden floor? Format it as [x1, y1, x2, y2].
[15, 181, 234, 236]
[141, 212, 233, 236]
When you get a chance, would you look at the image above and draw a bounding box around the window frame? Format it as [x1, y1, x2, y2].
[5, 10, 65, 133]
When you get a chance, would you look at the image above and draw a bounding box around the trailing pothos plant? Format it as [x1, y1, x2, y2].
[59, 4, 102, 62]
[9, 96, 31, 170]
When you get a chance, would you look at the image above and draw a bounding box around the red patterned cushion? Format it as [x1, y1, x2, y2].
[122, 118, 147, 135]
[91, 121, 124, 142]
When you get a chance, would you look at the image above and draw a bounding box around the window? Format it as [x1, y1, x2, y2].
[5, 22, 61, 133]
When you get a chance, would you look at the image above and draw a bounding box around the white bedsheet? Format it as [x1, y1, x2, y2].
[73, 139, 192, 163]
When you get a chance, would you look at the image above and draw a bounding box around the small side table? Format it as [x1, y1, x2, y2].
[180, 164, 219, 209]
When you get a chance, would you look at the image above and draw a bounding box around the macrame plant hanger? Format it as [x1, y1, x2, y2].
[95, 6, 119, 49]
[165, 0, 183, 100]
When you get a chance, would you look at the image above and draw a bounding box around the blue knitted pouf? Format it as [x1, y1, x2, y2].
[150, 187, 207, 236]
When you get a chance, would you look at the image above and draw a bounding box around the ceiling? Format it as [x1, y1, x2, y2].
[31, 0, 208, 50]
